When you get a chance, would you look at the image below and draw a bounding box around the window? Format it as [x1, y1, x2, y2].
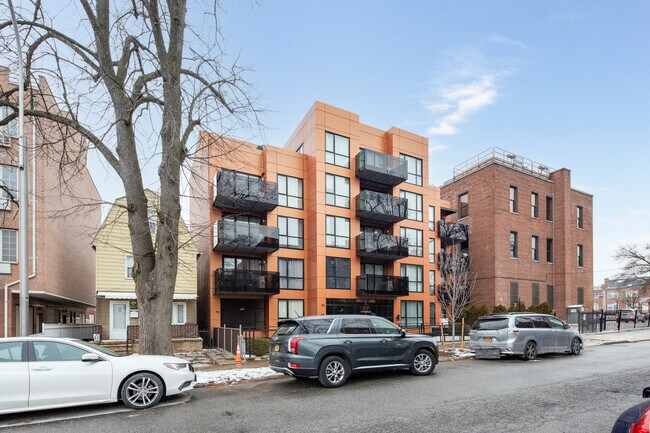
[401, 264, 423, 293]
[361, 263, 383, 276]
[428, 206, 435, 231]
[546, 196, 553, 221]
[0, 164, 17, 210]
[429, 270, 436, 295]
[509, 231, 518, 258]
[0, 229, 17, 262]
[172, 303, 187, 324]
[0, 106, 17, 143]
[593, 303, 600, 311]
[546, 238, 554, 263]
[125, 255, 134, 279]
[400, 190, 423, 221]
[429, 302, 436, 326]
[400, 154, 422, 186]
[577, 206, 584, 229]
[429, 239, 435, 263]
[278, 216, 304, 249]
[33, 341, 88, 362]
[607, 291, 618, 299]
[510, 282, 519, 306]
[459, 193, 469, 219]
[326, 257, 350, 289]
[531, 192, 538, 218]
[279, 258, 304, 290]
[509, 186, 518, 213]
[325, 174, 350, 208]
[278, 175, 303, 209]
[400, 300, 423, 328]
[326, 216, 350, 248]
[547, 317, 565, 330]
[325, 132, 350, 168]
[577, 287, 584, 305]
[0, 341, 22, 362]
[279, 300, 304, 320]
[547, 284, 555, 309]
[369, 317, 401, 335]
[532, 283, 540, 306]
[147, 210, 157, 235]
[531, 235, 539, 261]
[607, 303, 617, 311]
[531, 317, 550, 329]
[340, 318, 372, 334]
[400, 227, 423, 256]
[577, 244, 584, 267]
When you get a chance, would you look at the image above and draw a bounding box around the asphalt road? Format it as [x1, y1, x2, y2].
[4, 341, 650, 433]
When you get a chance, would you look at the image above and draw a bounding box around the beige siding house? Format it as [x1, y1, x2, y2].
[93, 190, 198, 341]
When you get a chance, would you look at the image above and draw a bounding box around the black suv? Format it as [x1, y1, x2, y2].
[269, 315, 438, 387]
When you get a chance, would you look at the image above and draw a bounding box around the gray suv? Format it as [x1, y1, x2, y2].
[469, 313, 583, 360]
[269, 315, 438, 387]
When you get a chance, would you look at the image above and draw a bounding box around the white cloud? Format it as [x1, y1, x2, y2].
[482, 33, 527, 50]
[429, 143, 450, 154]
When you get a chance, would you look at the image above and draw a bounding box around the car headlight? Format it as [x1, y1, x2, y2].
[164, 362, 189, 370]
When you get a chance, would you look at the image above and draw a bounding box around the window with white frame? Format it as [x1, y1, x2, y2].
[400, 190, 422, 221]
[593, 303, 600, 311]
[279, 299, 304, 320]
[607, 303, 617, 311]
[0, 165, 17, 210]
[278, 175, 303, 209]
[400, 154, 422, 186]
[325, 174, 350, 208]
[125, 255, 134, 279]
[607, 291, 618, 299]
[0, 106, 17, 144]
[325, 132, 350, 168]
[0, 229, 17, 262]
[278, 258, 304, 290]
[326, 215, 350, 248]
[172, 302, 186, 324]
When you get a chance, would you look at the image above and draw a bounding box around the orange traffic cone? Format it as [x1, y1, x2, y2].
[235, 341, 242, 363]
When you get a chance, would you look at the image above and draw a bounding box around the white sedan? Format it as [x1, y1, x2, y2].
[0, 337, 196, 415]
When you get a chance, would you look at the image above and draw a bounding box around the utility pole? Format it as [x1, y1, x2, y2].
[8, 0, 30, 336]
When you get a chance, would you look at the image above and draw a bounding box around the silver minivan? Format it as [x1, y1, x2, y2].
[469, 313, 583, 360]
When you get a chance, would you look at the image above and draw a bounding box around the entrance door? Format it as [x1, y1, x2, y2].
[109, 301, 129, 340]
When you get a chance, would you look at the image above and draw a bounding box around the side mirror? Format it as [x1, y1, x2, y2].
[82, 353, 101, 363]
[563, 323, 570, 329]
[643, 387, 650, 399]
[400, 329, 406, 338]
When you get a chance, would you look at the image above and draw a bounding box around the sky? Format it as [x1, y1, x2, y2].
[79, 1, 650, 285]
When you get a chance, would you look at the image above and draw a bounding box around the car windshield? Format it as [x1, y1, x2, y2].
[74, 340, 121, 357]
[472, 318, 510, 331]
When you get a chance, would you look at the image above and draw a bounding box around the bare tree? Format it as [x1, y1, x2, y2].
[0, 1, 259, 354]
[616, 244, 650, 279]
[438, 249, 474, 348]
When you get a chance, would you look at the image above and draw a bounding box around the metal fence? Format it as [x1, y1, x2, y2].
[213, 326, 243, 356]
[578, 310, 649, 334]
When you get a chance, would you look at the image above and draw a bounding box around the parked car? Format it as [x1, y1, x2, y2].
[611, 387, 650, 432]
[469, 313, 583, 360]
[269, 315, 438, 387]
[620, 309, 638, 323]
[0, 337, 196, 415]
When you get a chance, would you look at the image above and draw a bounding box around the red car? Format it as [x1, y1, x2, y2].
[611, 387, 650, 433]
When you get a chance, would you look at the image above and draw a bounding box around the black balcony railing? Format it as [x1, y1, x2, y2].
[213, 220, 279, 254]
[213, 170, 278, 213]
[355, 149, 408, 188]
[215, 269, 280, 295]
[357, 275, 410, 297]
[438, 251, 470, 275]
[438, 220, 469, 246]
[356, 233, 409, 261]
[356, 190, 408, 224]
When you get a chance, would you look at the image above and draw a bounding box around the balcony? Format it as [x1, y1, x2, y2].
[213, 220, 279, 254]
[355, 149, 408, 188]
[356, 233, 409, 262]
[213, 170, 278, 214]
[356, 190, 408, 224]
[438, 251, 470, 275]
[214, 269, 280, 295]
[357, 275, 410, 297]
[438, 220, 469, 247]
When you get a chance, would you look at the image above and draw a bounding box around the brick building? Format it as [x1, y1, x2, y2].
[440, 148, 593, 319]
[190, 102, 455, 332]
[594, 277, 649, 313]
[0, 67, 102, 336]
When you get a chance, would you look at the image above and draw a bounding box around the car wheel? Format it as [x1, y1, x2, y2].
[410, 349, 435, 376]
[522, 341, 538, 361]
[318, 356, 349, 388]
[120, 372, 164, 409]
[570, 337, 581, 355]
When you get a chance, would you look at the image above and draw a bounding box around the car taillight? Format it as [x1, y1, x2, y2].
[630, 407, 650, 433]
[288, 337, 305, 354]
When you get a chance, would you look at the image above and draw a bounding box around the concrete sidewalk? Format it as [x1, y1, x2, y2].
[582, 326, 650, 347]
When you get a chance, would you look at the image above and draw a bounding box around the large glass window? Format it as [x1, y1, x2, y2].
[278, 258, 304, 290]
[531, 235, 539, 261]
[326, 216, 350, 248]
[429, 239, 435, 263]
[326, 257, 350, 289]
[577, 244, 584, 267]
[0, 106, 17, 143]
[510, 282, 519, 306]
[531, 192, 538, 218]
[429, 270, 436, 295]
[459, 193, 469, 219]
[325, 174, 350, 208]
[325, 132, 350, 168]
[510, 186, 518, 213]
[401, 264, 423, 293]
[546, 196, 553, 221]
[400, 300, 423, 328]
[279, 300, 304, 320]
[577, 206, 584, 229]
[546, 238, 554, 263]
[400, 227, 423, 256]
[428, 206, 435, 231]
[400, 154, 422, 186]
[278, 216, 304, 249]
[0, 229, 17, 263]
[0, 164, 18, 209]
[277, 175, 303, 209]
[509, 231, 518, 258]
[400, 190, 422, 221]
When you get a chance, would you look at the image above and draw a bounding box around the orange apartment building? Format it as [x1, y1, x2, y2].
[190, 102, 461, 332]
[440, 148, 593, 320]
[0, 67, 102, 336]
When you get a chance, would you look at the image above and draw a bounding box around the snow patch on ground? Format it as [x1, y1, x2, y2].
[442, 348, 475, 359]
[195, 367, 283, 385]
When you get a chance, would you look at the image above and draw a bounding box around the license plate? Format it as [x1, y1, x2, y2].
[274, 344, 280, 352]
[483, 337, 493, 343]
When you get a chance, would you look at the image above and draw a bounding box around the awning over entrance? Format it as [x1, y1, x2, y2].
[96, 291, 197, 300]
